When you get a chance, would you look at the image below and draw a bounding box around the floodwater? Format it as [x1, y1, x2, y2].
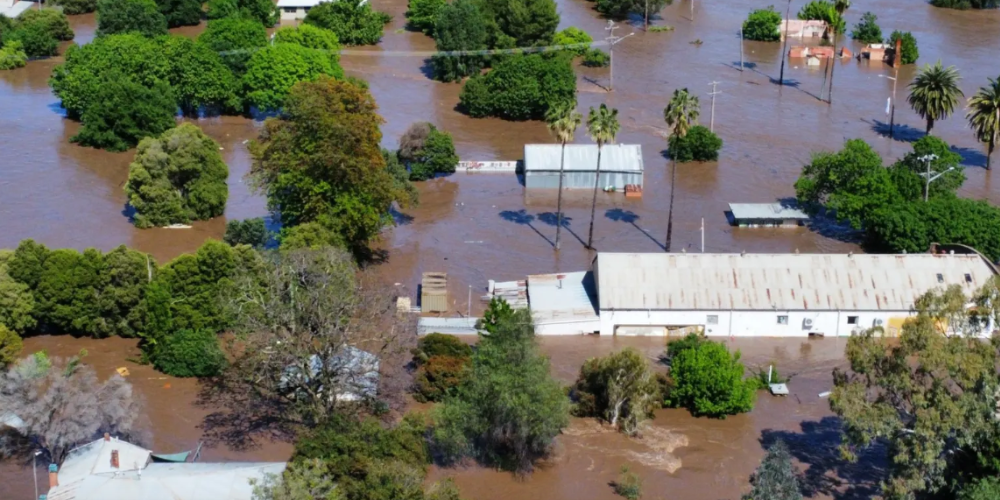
[2, 335, 873, 500]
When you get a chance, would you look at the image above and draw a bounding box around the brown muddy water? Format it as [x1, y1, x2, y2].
[2, 335, 868, 500]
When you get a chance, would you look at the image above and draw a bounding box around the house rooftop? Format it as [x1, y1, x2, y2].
[523, 144, 644, 173]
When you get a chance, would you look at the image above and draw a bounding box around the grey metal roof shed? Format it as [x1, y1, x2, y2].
[523, 144, 643, 190]
[728, 203, 810, 227]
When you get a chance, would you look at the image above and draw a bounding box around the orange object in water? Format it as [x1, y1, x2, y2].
[163, 383, 171, 389]
[115, 367, 130, 377]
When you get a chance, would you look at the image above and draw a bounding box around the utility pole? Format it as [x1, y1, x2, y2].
[708, 81, 721, 132]
[880, 73, 899, 139]
[605, 20, 635, 92]
[739, 27, 744, 71]
[778, 0, 792, 86]
[918, 154, 955, 202]
[690, 0, 695, 21]
[700, 218, 705, 252]
[467, 285, 471, 319]
[828, 32, 838, 105]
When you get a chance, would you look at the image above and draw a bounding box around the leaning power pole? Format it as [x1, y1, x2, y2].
[708, 81, 721, 132]
[778, 0, 792, 86]
[605, 20, 635, 92]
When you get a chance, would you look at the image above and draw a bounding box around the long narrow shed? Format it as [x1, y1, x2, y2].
[523, 144, 643, 190]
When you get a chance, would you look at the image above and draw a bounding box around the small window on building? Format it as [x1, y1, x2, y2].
[707, 315, 719, 325]
[847, 316, 859, 325]
[777, 315, 789, 325]
[936, 273, 944, 283]
[283, 7, 295, 12]
[965, 273, 973, 284]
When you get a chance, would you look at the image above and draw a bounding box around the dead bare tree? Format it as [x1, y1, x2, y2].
[398, 122, 433, 163]
[202, 247, 416, 448]
[0, 352, 145, 464]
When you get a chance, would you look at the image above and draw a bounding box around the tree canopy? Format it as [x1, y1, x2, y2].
[742, 440, 803, 500]
[570, 347, 660, 435]
[742, 6, 782, 42]
[666, 338, 756, 417]
[850, 12, 882, 44]
[242, 43, 345, 111]
[124, 123, 229, 228]
[70, 74, 177, 152]
[303, 0, 390, 46]
[95, 0, 169, 38]
[405, 0, 444, 35]
[797, 0, 845, 34]
[397, 123, 459, 181]
[155, 0, 204, 28]
[206, 0, 278, 26]
[273, 24, 342, 53]
[197, 17, 269, 75]
[459, 53, 576, 120]
[967, 75, 1000, 170]
[667, 125, 723, 162]
[2, 17, 59, 58]
[52, 0, 97, 14]
[887, 30, 919, 65]
[430, 0, 488, 82]
[930, 0, 999, 9]
[908, 60, 964, 134]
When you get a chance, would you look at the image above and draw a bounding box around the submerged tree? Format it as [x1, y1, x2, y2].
[544, 101, 582, 250]
[908, 61, 964, 135]
[585, 104, 620, 250]
[0, 352, 144, 464]
[571, 348, 660, 435]
[966, 75, 1000, 170]
[742, 440, 803, 500]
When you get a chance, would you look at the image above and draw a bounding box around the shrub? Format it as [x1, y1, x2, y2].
[405, 0, 444, 35]
[850, 12, 882, 44]
[742, 6, 781, 42]
[750, 363, 788, 390]
[667, 339, 756, 417]
[242, 43, 344, 111]
[125, 123, 229, 227]
[930, 0, 998, 9]
[406, 126, 458, 181]
[0, 250, 36, 333]
[304, 0, 389, 46]
[95, 0, 169, 38]
[613, 465, 643, 500]
[414, 333, 472, 360]
[152, 329, 226, 377]
[0, 40, 27, 70]
[667, 125, 722, 162]
[17, 9, 74, 41]
[664, 332, 707, 362]
[796, 0, 844, 35]
[224, 218, 269, 248]
[273, 24, 342, 53]
[552, 26, 592, 56]
[0, 325, 22, 369]
[198, 17, 269, 75]
[430, 0, 488, 82]
[205, 0, 277, 26]
[4, 22, 58, 58]
[960, 477, 1000, 500]
[582, 48, 610, 67]
[570, 348, 660, 435]
[71, 75, 177, 152]
[155, 0, 204, 28]
[742, 440, 802, 500]
[411, 333, 472, 402]
[459, 53, 576, 121]
[887, 31, 918, 65]
[53, 0, 98, 14]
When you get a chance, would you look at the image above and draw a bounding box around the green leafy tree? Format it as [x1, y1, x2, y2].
[71, 74, 176, 152]
[459, 53, 576, 120]
[412, 333, 472, 403]
[0, 325, 22, 369]
[33, 248, 106, 336]
[206, 0, 277, 26]
[890, 135, 964, 200]
[0, 39, 27, 69]
[545, 101, 581, 250]
[570, 348, 660, 435]
[273, 24, 342, 53]
[595, 0, 671, 26]
[864, 197, 1000, 260]
[4, 21, 58, 57]
[198, 17, 268, 75]
[663, 88, 700, 140]
[52, 0, 98, 14]
[478, 0, 558, 47]
[430, 0, 488, 82]
[908, 61, 964, 135]
[742, 6, 781, 42]
[17, 9, 74, 41]
[304, 0, 389, 46]
[887, 30, 918, 65]
[667, 339, 755, 417]
[95, 0, 169, 37]
[582, 49, 610, 67]
[124, 123, 229, 228]
[830, 285, 1000, 500]
[225, 218, 269, 248]
[960, 477, 1000, 500]
[613, 465, 643, 500]
[967, 75, 1000, 170]
[667, 125, 722, 162]
[405, 0, 444, 35]
[6, 240, 51, 289]
[584, 103, 620, 250]
[552, 26, 592, 56]
[242, 43, 345, 111]
[161, 36, 242, 114]
[150, 239, 236, 332]
[742, 440, 803, 500]
[850, 12, 882, 44]
[930, 0, 999, 9]
[398, 124, 458, 181]
[797, 0, 845, 34]
[249, 77, 413, 256]
[432, 299, 569, 473]
[251, 458, 343, 500]
[155, 0, 203, 27]
[0, 251, 37, 334]
[151, 329, 226, 377]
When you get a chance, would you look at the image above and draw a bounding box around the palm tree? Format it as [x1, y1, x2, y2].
[545, 102, 582, 250]
[585, 104, 620, 250]
[967, 76, 1000, 170]
[908, 61, 964, 135]
[663, 89, 700, 139]
[834, 0, 850, 15]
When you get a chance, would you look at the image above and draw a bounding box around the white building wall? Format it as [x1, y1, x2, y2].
[599, 309, 917, 337]
[280, 7, 308, 20]
[535, 319, 601, 336]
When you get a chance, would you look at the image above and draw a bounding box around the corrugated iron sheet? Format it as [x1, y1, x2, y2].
[528, 271, 599, 324]
[524, 144, 643, 173]
[728, 203, 809, 221]
[596, 252, 997, 311]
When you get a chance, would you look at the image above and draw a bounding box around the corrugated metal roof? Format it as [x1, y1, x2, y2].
[595, 252, 997, 311]
[528, 271, 599, 324]
[524, 144, 643, 173]
[276, 0, 329, 7]
[729, 203, 809, 220]
[418, 317, 481, 335]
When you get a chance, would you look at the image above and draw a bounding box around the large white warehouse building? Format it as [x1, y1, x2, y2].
[537, 252, 999, 337]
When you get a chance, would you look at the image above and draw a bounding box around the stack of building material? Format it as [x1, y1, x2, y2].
[484, 279, 528, 308]
[421, 272, 448, 313]
[625, 184, 642, 198]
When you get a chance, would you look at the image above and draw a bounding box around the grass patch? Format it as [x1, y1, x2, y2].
[648, 25, 674, 33]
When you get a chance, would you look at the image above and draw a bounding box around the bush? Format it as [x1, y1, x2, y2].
[887, 31, 918, 65]
[95, 0, 169, 37]
[742, 6, 781, 42]
[406, 126, 458, 181]
[18, 9, 74, 41]
[0, 325, 22, 369]
[0, 250, 36, 333]
[224, 218, 269, 248]
[411, 333, 472, 402]
[198, 17, 268, 75]
[742, 440, 802, 500]
[570, 348, 660, 435]
[582, 48, 610, 67]
[552, 26, 592, 56]
[430, 0, 488, 82]
[205, 0, 277, 26]
[53, 0, 97, 14]
[0, 40, 27, 69]
[242, 43, 344, 111]
[750, 363, 788, 390]
[4, 22, 58, 58]
[796, 0, 844, 35]
[405, 0, 444, 35]
[613, 465, 643, 500]
[160, 36, 242, 114]
[413, 332, 472, 360]
[667, 339, 756, 417]
[71, 75, 177, 152]
[459, 53, 576, 121]
[960, 477, 1000, 500]
[304, 0, 389, 46]
[273, 24, 342, 53]
[155, 0, 203, 28]
[850, 12, 882, 44]
[664, 332, 707, 362]
[667, 125, 722, 162]
[930, 0, 998, 9]
[125, 123, 229, 227]
[152, 329, 226, 377]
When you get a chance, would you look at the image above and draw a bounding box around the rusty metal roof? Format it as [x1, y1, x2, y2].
[595, 252, 997, 311]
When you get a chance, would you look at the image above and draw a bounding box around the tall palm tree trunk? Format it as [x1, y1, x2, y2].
[664, 158, 676, 251]
[927, 118, 934, 135]
[586, 143, 603, 249]
[989, 138, 994, 170]
[555, 141, 567, 249]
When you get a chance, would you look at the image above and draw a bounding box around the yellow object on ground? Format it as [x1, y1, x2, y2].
[116, 367, 130, 377]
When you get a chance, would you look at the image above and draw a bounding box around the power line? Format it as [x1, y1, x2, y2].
[604, 20, 635, 92]
[707, 81, 721, 133]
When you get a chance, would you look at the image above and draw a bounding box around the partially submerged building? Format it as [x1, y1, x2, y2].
[45, 435, 285, 500]
[728, 203, 810, 227]
[527, 271, 600, 335]
[523, 144, 643, 190]
[778, 20, 828, 39]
